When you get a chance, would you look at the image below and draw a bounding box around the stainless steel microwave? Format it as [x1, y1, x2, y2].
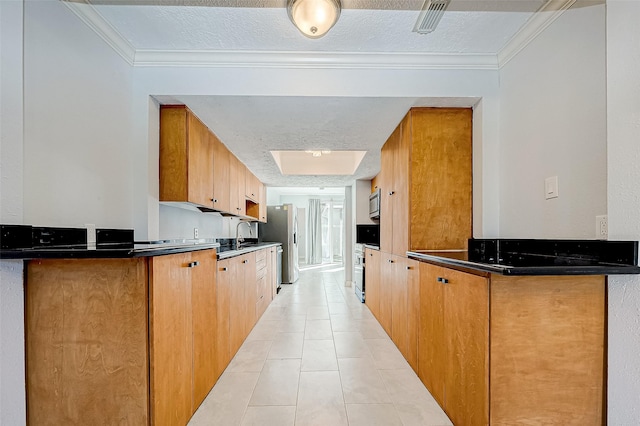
[369, 188, 381, 219]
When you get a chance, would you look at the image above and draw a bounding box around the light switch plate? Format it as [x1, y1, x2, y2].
[545, 176, 559, 200]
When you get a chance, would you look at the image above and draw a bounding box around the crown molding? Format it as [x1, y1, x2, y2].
[62, 0, 573, 71]
[497, 0, 577, 68]
[62, 1, 136, 66]
[133, 50, 499, 70]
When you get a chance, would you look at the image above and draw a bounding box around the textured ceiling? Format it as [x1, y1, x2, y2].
[64, 0, 584, 187]
[93, 2, 539, 53]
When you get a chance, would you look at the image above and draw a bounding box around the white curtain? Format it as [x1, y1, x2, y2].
[307, 198, 322, 265]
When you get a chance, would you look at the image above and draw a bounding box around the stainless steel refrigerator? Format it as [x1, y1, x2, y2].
[259, 204, 299, 284]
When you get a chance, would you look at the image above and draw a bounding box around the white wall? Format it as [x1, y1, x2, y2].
[606, 0, 640, 422]
[498, 4, 607, 239]
[355, 179, 376, 225]
[23, 0, 135, 229]
[0, 1, 26, 424]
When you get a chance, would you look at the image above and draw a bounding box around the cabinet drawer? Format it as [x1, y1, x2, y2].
[255, 249, 267, 263]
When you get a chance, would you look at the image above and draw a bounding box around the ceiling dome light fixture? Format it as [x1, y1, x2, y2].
[287, 0, 341, 39]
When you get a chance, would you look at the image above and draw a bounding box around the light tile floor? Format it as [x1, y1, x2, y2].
[188, 264, 452, 426]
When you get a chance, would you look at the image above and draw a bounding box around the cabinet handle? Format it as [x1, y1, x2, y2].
[388, 191, 395, 196]
[187, 261, 200, 268]
[406, 266, 412, 270]
[220, 267, 227, 271]
[369, 253, 372, 256]
[437, 277, 449, 284]
[243, 260, 248, 264]
[213, 198, 218, 203]
[388, 259, 394, 263]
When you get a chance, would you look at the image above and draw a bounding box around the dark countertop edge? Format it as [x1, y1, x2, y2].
[217, 243, 282, 260]
[0, 243, 221, 260]
[407, 251, 640, 276]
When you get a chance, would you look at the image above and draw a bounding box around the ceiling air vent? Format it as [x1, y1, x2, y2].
[413, 0, 451, 34]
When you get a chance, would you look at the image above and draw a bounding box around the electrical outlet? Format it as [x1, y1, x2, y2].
[194, 227, 199, 239]
[596, 215, 608, 240]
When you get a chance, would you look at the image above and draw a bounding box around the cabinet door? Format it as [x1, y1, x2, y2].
[229, 156, 247, 217]
[442, 268, 489, 426]
[191, 250, 218, 410]
[391, 255, 419, 370]
[245, 171, 259, 202]
[405, 258, 420, 373]
[150, 253, 193, 426]
[215, 259, 231, 380]
[243, 252, 257, 336]
[259, 183, 267, 223]
[187, 112, 214, 208]
[228, 255, 244, 357]
[418, 262, 446, 406]
[378, 253, 395, 337]
[379, 125, 397, 253]
[409, 108, 472, 250]
[391, 255, 408, 357]
[237, 160, 247, 216]
[371, 175, 380, 192]
[392, 115, 410, 256]
[212, 133, 231, 213]
[364, 249, 380, 321]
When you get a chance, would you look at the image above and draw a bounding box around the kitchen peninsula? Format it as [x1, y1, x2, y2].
[372, 238, 640, 425]
[1, 225, 280, 426]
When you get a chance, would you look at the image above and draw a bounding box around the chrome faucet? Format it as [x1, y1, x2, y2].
[236, 221, 253, 246]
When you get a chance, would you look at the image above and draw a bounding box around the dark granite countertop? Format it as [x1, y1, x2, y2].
[0, 240, 221, 259]
[217, 242, 282, 260]
[407, 239, 640, 276]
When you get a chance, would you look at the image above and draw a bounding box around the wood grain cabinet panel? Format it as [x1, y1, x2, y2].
[150, 253, 194, 426]
[391, 256, 420, 373]
[417, 262, 605, 426]
[378, 253, 394, 337]
[211, 132, 231, 214]
[25, 248, 281, 426]
[160, 105, 214, 209]
[215, 260, 231, 380]
[489, 275, 605, 425]
[190, 250, 218, 410]
[364, 248, 381, 321]
[26, 258, 149, 425]
[378, 108, 472, 254]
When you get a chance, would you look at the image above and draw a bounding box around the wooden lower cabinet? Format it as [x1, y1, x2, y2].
[26, 258, 150, 425]
[364, 248, 381, 320]
[26, 250, 221, 426]
[150, 253, 196, 426]
[378, 252, 394, 336]
[417, 262, 605, 426]
[391, 256, 420, 372]
[190, 250, 218, 410]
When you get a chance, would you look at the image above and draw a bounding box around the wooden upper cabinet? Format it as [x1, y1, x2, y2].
[229, 156, 247, 216]
[379, 126, 397, 254]
[245, 171, 260, 202]
[160, 105, 214, 209]
[259, 183, 267, 223]
[379, 107, 472, 254]
[371, 175, 380, 192]
[211, 132, 231, 214]
[410, 108, 472, 251]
